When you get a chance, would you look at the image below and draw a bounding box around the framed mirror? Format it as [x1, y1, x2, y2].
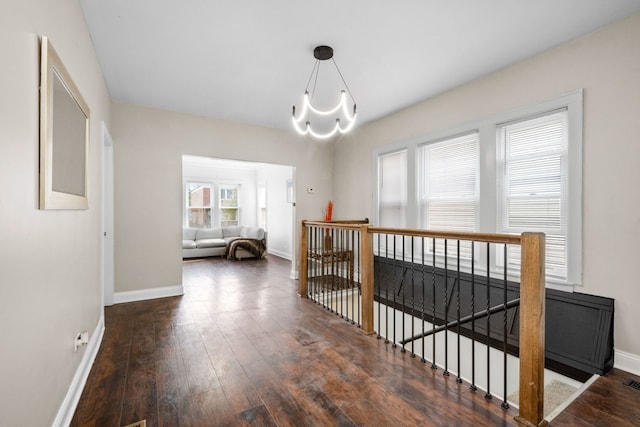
[40, 36, 90, 209]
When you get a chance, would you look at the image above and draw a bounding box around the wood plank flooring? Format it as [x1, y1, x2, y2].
[71, 255, 640, 426]
[552, 368, 640, 426]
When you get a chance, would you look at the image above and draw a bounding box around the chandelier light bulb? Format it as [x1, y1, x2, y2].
[291, 45, 357, 139]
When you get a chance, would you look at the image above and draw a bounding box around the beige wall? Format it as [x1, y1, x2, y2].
[0, 0, 110, 425]
[334, 13, 640, 357]
[112, 102, 333, 293]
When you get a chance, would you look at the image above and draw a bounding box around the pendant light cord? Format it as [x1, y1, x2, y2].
[332, 58, 357, 105]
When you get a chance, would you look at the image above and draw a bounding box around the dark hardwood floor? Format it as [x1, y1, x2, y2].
[552, 368, 640, 426]
[71, 255, 640, 426]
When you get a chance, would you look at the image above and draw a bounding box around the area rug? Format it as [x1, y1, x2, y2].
[508, 379, 578, 416]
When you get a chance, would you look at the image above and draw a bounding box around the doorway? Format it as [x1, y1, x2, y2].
[102, 122, 114, 306]
[182, 155, 296, 275]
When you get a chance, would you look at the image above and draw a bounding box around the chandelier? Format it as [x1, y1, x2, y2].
[292, 45, 357, 139]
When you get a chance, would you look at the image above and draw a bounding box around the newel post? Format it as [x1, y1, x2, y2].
[515, 232, 547, 427]
[360, 224, 375, 335]
[299, 220, 308, 298]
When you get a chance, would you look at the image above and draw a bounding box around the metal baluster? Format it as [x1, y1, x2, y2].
[330, 227, 335, 313]
[342, 228, 347, 320]
[385, 234, 390, 344]
[308, 226, 312, 300]
[339, 228, 344, 318]
[311, 226, 316, 303]
[421, 237, 426, 363]
[318, 227, 323, 307]
[485, 242, 492, 400]
[353, 230, 360, 327]
[443, 239, 449, 376]
[401, 235, 407, 353]
[350, 229, 355, 324]
[502, 244, 510, 409]
[392, 234, 398, 348]
[411, 236, 416, 358]
[377, 233, 381, 338]
[323, 227, 328, 310]
[431, 237, 437, 370]
[470, 241, 477, 392]
[456, 240, 462, 383]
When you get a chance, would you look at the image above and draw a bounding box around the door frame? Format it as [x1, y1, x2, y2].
[101, 121, 114, 306]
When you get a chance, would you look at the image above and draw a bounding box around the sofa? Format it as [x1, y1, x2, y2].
[183, 225, 267, 259]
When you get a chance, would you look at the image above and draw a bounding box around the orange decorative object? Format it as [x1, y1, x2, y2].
[323, 200, 333, 222]
[323, 200, 333, 248]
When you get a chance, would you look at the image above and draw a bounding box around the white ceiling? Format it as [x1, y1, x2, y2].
[80, 1, 640, 131]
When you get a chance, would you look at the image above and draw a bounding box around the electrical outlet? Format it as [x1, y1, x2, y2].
[74, 333, 83, 352]
[74, 330, 89, 352]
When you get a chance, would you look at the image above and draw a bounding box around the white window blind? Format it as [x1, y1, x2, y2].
[497, 110, 568, 279]
[378, 150, 407, 227]
[420, 133, 479, 259]
[421, 133, 479, 232]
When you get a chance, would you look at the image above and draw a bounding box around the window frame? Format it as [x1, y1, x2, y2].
[184, 182, 243, 229]
[219, 184, 240, 227]
[185, 182, 213, 229]
[373, 90, 583, 289]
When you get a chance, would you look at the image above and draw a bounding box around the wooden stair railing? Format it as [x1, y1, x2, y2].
[299, 220, 546, 427]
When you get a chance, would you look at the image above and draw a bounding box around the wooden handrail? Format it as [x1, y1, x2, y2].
[368, 226, 522, 245]
[303, 219, 369, 231]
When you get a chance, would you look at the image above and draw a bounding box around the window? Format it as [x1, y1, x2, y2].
[378, 150, 407, 227]
[497, 110, 568, 279]
[420, 133, 479, 259]
[258, 184, 267, 230]
[185, 182, 242, 228]
[420, 133, 479, 232]
[186, 183, 212, 228]
[373, 91, 582, 287]
[219, 185, 239, 227]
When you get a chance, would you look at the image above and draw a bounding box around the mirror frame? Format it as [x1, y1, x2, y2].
[39, 36, 90, 210]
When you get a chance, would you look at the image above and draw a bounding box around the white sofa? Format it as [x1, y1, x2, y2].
[182, 226, 266, 259]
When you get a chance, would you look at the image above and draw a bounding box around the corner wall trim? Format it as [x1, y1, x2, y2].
[615, 349, 640, 376]
[52, 315, 105, 427]
[114, 285, 184, 304]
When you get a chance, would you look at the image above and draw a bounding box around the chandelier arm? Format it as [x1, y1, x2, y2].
[307, 120, 341, 140]
[306, 91, 346, 116]
[292, 97, 309, 124]
[337, 113, 357, 134]
[340, 94, 356, 122]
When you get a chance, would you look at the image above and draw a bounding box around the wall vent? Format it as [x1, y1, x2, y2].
[623, 379, 640, 391]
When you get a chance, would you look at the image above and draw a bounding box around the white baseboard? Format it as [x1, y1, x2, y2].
[615, 349, 640, 376]
[267, 248, 291, 260]
[52, 315, 105, 427]
[114, 285, 184, 304]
